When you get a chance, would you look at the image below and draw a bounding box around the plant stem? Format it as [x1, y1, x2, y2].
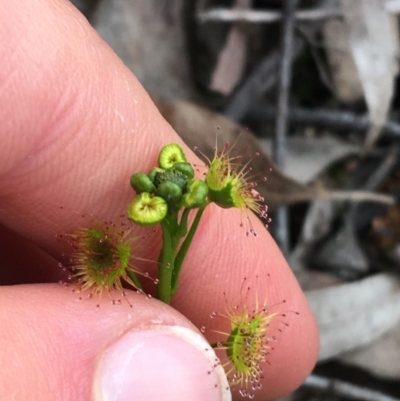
[177, 208, 190, 238]
[156, 221, 174, 303]
[165, 211, 180, 256]
[171, 205, 206, 294]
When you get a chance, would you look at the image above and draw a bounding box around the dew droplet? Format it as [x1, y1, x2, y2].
[200, 326, 206, 333]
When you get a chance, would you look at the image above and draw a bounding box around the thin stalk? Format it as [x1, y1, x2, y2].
[171, 205, 206, 294]
[156, 221, 174, 303]
[165, 211, 181, 260]
[164, 211, 179, 236]
[177, 208, 190, 238]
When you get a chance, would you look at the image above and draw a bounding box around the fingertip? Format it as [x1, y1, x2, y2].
[0, 0, 174, 249]
[95, 325, 231, 401]
[171, 206, 319, 400]
[0, 284, 232, 401]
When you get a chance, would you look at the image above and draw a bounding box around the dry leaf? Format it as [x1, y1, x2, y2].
[259, 135, 360, 184]
[209, 0, 250, 95]
[323, 18, 364, 102]
[306, 273, 400, 360]
[340, 0, 397, 147]
[339, 321, 400, 379]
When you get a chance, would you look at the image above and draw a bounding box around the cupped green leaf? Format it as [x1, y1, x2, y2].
[127, 193, 168, 226]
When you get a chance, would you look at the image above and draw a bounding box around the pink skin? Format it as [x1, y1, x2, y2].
[0, 1, 319, 401]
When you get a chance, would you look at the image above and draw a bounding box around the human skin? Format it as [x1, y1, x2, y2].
[0, 1, 319, 400]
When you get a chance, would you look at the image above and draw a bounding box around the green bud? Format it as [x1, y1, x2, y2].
[155, 181, 182, 204]
[148, 167, 164, 183]
[182, 180, 209, 208]
[207, 183, 235, 209]
[173, 162, 194, 180]
[158, 143, 187, 169]
[130, 172, 155, 194]
[154, 168, 189, 190]
[127, 192, 168, 226]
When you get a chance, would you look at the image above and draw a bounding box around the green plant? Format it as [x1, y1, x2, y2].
[209, 278, 298, 398]
[127, 143, 269, 303]
[64, 221, 145, 305]
[62, 142, 285, 398]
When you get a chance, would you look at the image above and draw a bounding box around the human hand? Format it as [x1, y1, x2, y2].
[0, 1, 319, 400]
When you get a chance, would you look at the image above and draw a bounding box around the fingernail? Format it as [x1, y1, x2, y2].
[93, 325, 231, 401]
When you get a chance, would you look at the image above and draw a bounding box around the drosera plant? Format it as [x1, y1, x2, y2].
[207, 277, 299, 399]
[55, 139, 295, 396]
[198, 139, 270, 236]
[58, 139, 270, 308]
[58, 215, 156, 307]
[127, 143, 209, 303]
[127, 141, 270, 304]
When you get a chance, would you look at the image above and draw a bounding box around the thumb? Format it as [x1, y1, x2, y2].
[0, 284, 231, 401]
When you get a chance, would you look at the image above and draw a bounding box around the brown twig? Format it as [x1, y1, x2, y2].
[321, 190, 394, 205]
[246, 106, 400, 140]
[197, 7, 341, 23]
[304, 374, 400, 401]
[247, 105, 400, 140]
[273, 0, 298, 254]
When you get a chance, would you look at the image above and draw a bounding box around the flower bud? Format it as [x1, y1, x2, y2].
[127, 193, 168, 226]
[153, 168, 189, 190]
[158, 143, 187, 169]
[182, 180, 209, 209]
[130, 172, 155, 194]
[207, 183, 235, 209]
[148, 167, 164, 183]
[155, 181, 182, 205]
[173, 162, 194, 180]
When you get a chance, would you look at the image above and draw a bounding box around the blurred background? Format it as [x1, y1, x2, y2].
[71, 0, 400, 400]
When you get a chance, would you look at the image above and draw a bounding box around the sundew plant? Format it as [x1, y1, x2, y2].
[127, 142, 270, 303]
[209, 278, 299, 399]
[60, 217, 156, 306]
[64, 141, 288, 397]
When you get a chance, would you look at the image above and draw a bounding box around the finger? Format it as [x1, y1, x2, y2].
[0, 1, 319, 399]
[0, 284, 230, 401]
[173, 204, 319, 400]
[0, 224, 60, 284]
